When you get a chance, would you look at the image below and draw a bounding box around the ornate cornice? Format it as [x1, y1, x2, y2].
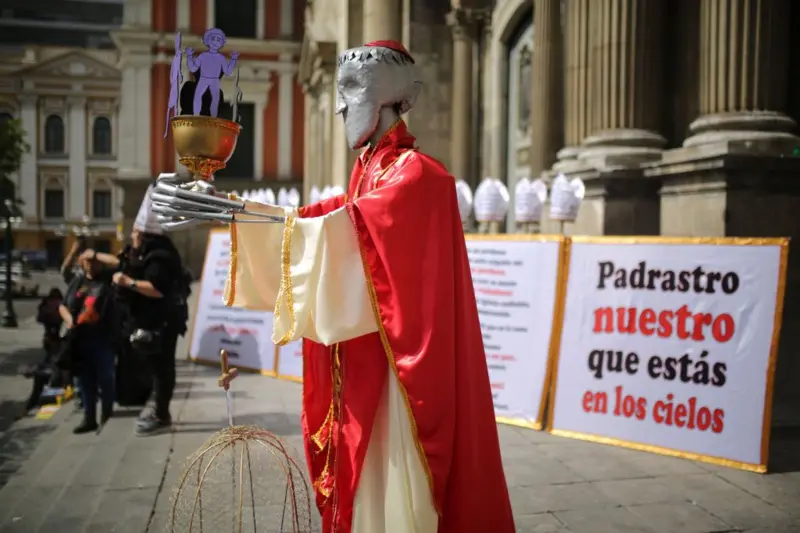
[447, 8, 490, 41]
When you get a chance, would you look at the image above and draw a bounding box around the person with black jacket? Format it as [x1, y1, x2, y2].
[59, 253, 117, 434]
[82, 183, 188, 436]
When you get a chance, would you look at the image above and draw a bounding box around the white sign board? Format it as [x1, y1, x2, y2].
[549, 237, 787, 472]
[466, 236, 563, 429]
[189, 230, 277, 374]
[276, 340, 303, 382]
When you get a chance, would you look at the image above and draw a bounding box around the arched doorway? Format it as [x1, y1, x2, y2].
[504, 14, 533, 231]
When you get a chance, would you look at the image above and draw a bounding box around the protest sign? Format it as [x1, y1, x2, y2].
[466, 235, 565, 429]
[548, 236, 788, 472]
[276, 341, 303, 382]
[188, 229, 277, 375]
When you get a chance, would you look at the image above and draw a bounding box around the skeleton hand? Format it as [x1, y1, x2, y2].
[150, 174, 285, 231]
[185, 47, 194, 56]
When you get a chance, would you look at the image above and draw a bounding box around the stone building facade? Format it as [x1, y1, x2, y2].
[300, 0, 800, 424]
[0, 48, 125, 264]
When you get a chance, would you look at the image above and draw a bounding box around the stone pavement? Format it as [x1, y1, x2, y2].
[0, 332, 798, 531]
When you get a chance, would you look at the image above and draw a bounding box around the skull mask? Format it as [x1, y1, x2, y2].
[335, 41, 422, 150]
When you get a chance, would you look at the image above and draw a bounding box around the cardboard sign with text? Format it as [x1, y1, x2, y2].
[466, 235, 565, 429]
[276, 340, 303, 382]
[548, 237, 788, 472]
[189, 229, 278, 375]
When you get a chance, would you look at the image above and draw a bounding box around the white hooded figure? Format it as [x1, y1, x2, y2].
[454, 179, 474, 229]
[514, 178, 547, 233]
[329, 185, 345, 197]
[135, 184, 164, 235]
[320, 185, 332, 200]
[474, 178, 509, 233]
[277, 187, 289, 206]
[287, 187, 301, 208]
[264, 188, 276, 205]
[549, 173, 585, 223]
[309, 185, 322, 205]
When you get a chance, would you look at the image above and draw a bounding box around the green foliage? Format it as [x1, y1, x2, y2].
[0, 118, 29, 209]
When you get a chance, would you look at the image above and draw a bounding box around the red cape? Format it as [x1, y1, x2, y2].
[298, 122, 515, 532]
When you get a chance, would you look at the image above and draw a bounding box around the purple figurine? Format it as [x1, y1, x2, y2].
[164, 32, 183, 138]
[186, 28, 239, 117]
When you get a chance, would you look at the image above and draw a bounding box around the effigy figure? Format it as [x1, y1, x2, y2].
[186, 28, 239, 117]
[179, 71, 231, 118]
[153, 40, 517, 532]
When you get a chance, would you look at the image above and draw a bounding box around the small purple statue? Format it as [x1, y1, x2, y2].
[186, 28, 239, 117]
[164, 32, 183, 138]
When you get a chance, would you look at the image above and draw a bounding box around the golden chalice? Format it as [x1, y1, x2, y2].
[171, 115, 241, 181]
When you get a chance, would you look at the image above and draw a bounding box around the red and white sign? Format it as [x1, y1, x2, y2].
[549, 237, 787, 471]
[466, 235, 563, 429]
[189, 230, 277, 374]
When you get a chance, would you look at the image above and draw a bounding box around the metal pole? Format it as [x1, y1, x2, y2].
[2, 206, 17, 328]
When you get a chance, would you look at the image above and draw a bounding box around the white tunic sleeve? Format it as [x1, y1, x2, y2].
[224, 203, 377, 346]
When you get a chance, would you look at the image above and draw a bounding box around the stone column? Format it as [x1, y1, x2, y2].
[253, 96, 266, 181]
[579, 0, 666, 169]
[447, 8, 479, 181]
[176, 0, 189, 32]
[554, 0, 591, 171]
[362, 0, 402, 42]
[528, 0, 562, 177]
[683, 0, 797, 148]
[67, 94, 87, 219]
[18, 93, 38, 218]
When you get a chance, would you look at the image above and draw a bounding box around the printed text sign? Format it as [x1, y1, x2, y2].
[466, 237, 562, 428]
[550, 239, 785, 469]
[276, 340, 303, 381]
[190, 230, 277, 374]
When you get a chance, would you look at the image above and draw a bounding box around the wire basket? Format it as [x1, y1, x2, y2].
[167, 424, 314, 532]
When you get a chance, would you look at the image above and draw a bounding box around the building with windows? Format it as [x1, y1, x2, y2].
[0, 45, 123, 266]
[0, 0, 306, 268]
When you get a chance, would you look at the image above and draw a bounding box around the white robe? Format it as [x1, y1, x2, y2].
[224, 201, 438, 533]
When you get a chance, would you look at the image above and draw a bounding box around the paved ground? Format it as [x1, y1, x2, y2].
[0, 282, 798, 532]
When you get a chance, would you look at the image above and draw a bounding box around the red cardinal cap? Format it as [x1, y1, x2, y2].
[364, 40, 415, 63]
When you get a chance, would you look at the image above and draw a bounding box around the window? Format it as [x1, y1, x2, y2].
[214, 0, 256, 39]
[44, 189, 65, 218]
[44, 115, 65, 154]
[216, 102, 254, 179]
[44, 239, 64, 269]
[92, 189, 112, 218]
[92, 116, 112, 155]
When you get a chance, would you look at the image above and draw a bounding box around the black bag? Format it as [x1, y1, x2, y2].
[169, 268, 193, 336]
[116, 342, 152, 406]
[129, 327, 163, 356]
[55, 329, 79, 373]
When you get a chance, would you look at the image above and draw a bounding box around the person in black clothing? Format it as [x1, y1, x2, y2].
[59, 253, 117, 434]
[37, 288, 63, 356]
[17, 288, 68, 419]
[82, 183, 189, 436]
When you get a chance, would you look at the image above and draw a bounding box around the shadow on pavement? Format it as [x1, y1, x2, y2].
[0, 347, 41, 379]
[175, 412, 302, 436]
[0, 422, 55, 490]
[183, 389, 252, 400]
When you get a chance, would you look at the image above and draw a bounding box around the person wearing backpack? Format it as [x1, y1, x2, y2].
[81, 183, 186, 436]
